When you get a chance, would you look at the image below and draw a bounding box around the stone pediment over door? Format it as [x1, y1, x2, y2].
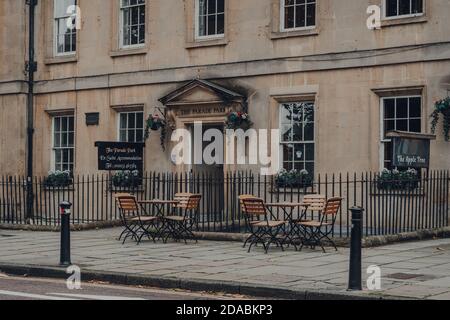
[159, 79, 245, 126]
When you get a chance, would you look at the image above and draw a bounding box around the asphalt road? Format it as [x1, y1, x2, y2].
[0, 274, 247, 300]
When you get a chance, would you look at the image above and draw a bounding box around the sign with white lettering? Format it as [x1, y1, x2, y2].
[95, 141, 144, 172]
[392, 138, 430, 169]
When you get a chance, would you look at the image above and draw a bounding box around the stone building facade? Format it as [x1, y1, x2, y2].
[0, 0, 449, 178]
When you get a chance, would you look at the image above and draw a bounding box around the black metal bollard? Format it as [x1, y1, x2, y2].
[348, 206, 364, 291]
[60, 201, 72, 267]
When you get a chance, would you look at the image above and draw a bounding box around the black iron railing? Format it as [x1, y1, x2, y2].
[0, 171, 448, 237]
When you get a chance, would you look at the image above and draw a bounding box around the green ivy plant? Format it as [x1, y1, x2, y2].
[144, 114, 167, 151]
[431, 96, 450, 141]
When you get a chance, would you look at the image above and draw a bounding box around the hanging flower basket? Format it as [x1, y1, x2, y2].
[431, 97, 450, 141]
[144, 114, 167, 151]
[225, 112, 253, 130]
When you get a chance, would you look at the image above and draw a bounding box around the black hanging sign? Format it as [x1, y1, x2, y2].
[387, 131, 435, 169]
[95, 141, 144, 172]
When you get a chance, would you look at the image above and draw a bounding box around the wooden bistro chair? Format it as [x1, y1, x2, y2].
[164, 193, 202, 244]
[239, 195, 263, 248]
[115, 193, 159, 245]
[297, 197, 343, 253]
[240, 197, 286, 254]
[289, 195, 326, 247]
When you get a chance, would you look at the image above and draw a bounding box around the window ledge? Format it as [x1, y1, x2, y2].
[185, 38, 228, 49]
[110, 47, 148, 58]
[44, 55, 78, 65]
[270, 28, 319, 40]
[381, 15, 427, 28]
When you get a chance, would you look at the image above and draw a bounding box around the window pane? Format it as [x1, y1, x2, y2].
[217, 14, 225, 34]
[120, 130, 127, 142]
[128, 130, 135, 143]
[128, 113, 136, 128]
[412, 0, 423, 13]
[207, 15, 216, 35]
[384, 120, 395, 135]
[409, 97, 421, 117]
[396, 119, 408, 131]
[217, 0, 225, 13]
[305, 143, 314, 161]
[384, 142, 393, 161]
[304, 122, 314, 141]
[396, 98, 408, 118]
[285, 6, 295, 29]
[294, 144, 304, 161]
[136, 129, 144, 142]
[386, 0, 398, 16]
[136, 112, 144, 128]
[281, 125, 292, 142]
[306, 3, 315, 26]
[283, 144, 294, 163]
[409, 119, 421, 133]
[295, 4, 306, 28]
[199, 0, 207, 15]
[198, 14, 207, 36]
[384, 99, 395, 118]
[280, 104, 292, 124]
[293, 123, 303, 141]
[399, 0, 411, 15]
[208, 0, 216, 14]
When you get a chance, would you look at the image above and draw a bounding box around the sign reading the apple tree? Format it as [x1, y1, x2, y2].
[95, 141, 144, 172]
[392, 137, 430, 169]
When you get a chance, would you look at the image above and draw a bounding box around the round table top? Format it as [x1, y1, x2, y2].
[139, 199, 180, 205]
[265, 202, 310, 208]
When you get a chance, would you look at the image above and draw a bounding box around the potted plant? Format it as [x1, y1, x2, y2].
[144, 113, 167, 151]
[431, 96, 450, 141]
[376, 168, 420, 191]
[275, 169, 313, 189]
[111, 170, 142, 189]
[225, 111, 253, 130]
[44, 170, 73, 188]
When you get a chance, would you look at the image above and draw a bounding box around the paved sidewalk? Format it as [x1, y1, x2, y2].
[1, 228, 450, 299]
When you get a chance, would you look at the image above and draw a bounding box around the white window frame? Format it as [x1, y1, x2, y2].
[280, 0, 317, 32]
[119, 0, 146, 49]
[54, 0, 77, 57]
[379, 95, 423, 170]
[279, 102, 316, 174]
[195, 0, 225, 41]
[383, 0, 424, 20]
[117, 111, 145, 143]
[52, 115, 75, 172]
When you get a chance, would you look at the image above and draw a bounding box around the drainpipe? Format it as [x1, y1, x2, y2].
[25, 0, 38, 223]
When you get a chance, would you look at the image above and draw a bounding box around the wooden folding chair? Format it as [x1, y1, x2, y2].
[164, 193, 202, 244]
[115, 193, 159, 245]
[297, 197, 343, 253]
[241, 197, 286, 254]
